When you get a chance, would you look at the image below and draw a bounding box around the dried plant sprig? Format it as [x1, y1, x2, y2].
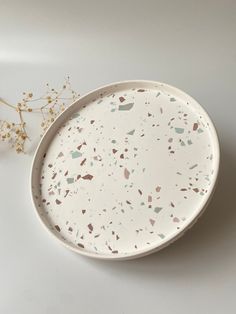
[0, 120, 28, 153]
[0, 77, 79, 153]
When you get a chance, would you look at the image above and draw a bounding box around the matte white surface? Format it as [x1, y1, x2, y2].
[0, 0, 235, 313]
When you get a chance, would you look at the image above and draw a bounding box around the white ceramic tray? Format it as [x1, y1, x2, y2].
[31, 80, 220, 260]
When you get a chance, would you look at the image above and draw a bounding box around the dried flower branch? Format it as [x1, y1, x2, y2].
[0, 77, 79, 153]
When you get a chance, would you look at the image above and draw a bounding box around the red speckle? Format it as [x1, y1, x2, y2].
[55, 225, 60, 232]
[119, 96, 125, 102]
[149, 219, 155, 226]
[64, 190, 70, 197]
[77, 243, 84, 248]
[82, 174, 93, 180]
[193, 123, 198, 131]
[52, 173, 57, 179]
[88, 223, 93, 232]
[156, 186, 161, 192]
[124, 168, 130, 179]
[80, 158, 86, 166]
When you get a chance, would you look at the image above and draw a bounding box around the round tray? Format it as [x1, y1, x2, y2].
[31, 80, 220, 260]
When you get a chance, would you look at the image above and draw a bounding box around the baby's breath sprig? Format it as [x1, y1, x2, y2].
[0, 77, 79, 153]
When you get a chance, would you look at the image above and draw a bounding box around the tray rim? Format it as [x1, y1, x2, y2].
[30, 80, 220, 260]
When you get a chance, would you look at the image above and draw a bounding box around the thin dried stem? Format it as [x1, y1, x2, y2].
[0, 98, 17, 110]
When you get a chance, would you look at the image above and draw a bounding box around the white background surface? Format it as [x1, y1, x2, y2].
[1, 0, 236, 313]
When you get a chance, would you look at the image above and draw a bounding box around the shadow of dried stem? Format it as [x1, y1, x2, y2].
[85, 142, 236, 281]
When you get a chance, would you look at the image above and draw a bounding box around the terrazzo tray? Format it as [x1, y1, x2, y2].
[31, 80, 220, 260]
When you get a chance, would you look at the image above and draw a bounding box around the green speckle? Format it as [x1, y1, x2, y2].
[198, 128, 204, 133]
[154, 207, 163, 214]
[158, 233, 165, 239]
[118, 103, 134, 111]
[187, 140, 193, 145]
[71, 113, 80, 119]
[200, 192, 204, 196]
[67, 178, 74, 184]
[140, 202, 145, 206]
[71, 151, 82, 159]
[175, 127, 184, 134]
[170, 97, 176, 102]
[90, 162, 93, 166]
[180, 140, 186, 146]
[111, 140, 116, 144]
[127, 129, 135, 135]
[111, 108, 116, 112]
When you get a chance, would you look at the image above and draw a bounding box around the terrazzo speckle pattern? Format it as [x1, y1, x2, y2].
[31, 81, 219, 259]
